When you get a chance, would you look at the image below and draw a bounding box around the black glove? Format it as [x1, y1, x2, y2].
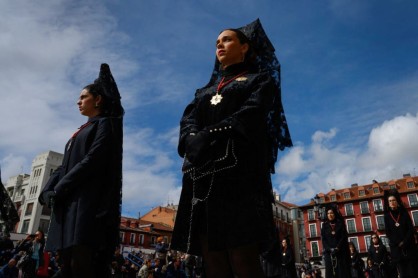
[40, 191, 56, 208]
[185, 130, 212, 166]
[331, 248, 338, 256]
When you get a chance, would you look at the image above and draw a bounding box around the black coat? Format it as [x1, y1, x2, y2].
[171, 63, 277, 255]
[280, 246, 297, 278]
[40, 116, 122, 252]
[350, 252, 365, 278]
[383, 208, 414, 263]
[321, 219, 352, 278]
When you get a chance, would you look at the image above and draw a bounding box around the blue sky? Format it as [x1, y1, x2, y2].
[1, 0, 418, 217]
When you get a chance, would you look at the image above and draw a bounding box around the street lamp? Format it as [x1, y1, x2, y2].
[311, 194, 323, 220]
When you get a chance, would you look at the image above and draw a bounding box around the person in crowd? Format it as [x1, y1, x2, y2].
[166, 258, 186, 278]
[367, 233, 389, 278]
[365, 257, 381, 278]
[280, 238, 297, 278]
[170, 19, 292, 278]
[321, 205, 351, 278]
[39, 64, 124, 278]
[183, 254, 196, 278]
[137, 259, 152, 278]
[348, 242, 364, 278]
[152, 258, 165, 278]
[16, 231, 45, 278]
[155, 237, 169, 266]
[260, 236, 281, 278]
[383, 189, 415, 277]
[0, 257, 18, 278]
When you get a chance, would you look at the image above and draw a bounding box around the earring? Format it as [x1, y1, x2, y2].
[95, 103, 99, 108]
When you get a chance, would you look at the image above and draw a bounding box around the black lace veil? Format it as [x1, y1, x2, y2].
[208, 19, 293, 173]
[94, 64, 124, 254]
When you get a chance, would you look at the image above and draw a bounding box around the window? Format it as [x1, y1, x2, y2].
[130, 234, 136, 244]
[407, 181, 415, 189]
[21, 220, 30, 234]
[311, 241, 320, 257]
[309, 224, 317, 237]
[348, 237, 359, 252]
[25, 203, 34, 216]
[380, 236, 390, 249]
[373, 187, 379, 194]
[364, 235, 371, 251]
[308, 209, 315, 221]
[359, 190, 365, 197]
[411, 211, 418, 227]
[360, 201, 369, 214]
[39, 219, 49, 233]
[373, 199, 383, 212]
[376, 215, 385, 230]
[346, 219, 356, 233]
[139, 234, 144, 245]
[343, 192, 350, 200]
[389, 184, 396, 189]
[362, 217, 372, 232]
[151, 236, 156, 245]
[330, 195, 336, 202]
[120, 232, 125, 244]
[319, 197, 325, 203]
[408, 194, 418, 207]
[345, 203, 354, 216]
[41, 205, 51, 216]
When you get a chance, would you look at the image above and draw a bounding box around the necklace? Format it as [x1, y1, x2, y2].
[210, 71, 248, 105]
[330, 223, 336, 235]
[389, 211, 401, 227]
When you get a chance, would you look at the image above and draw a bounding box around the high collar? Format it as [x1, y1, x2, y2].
[87, 115, 103, 122]
[221, 62, 249, 78]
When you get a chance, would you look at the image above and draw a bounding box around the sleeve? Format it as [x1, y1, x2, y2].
[54, 119, 112, 196]
[321, 223, 330, 252]
[336, 221, 348, 250]
[383, 213, 394, 245]
[38, 166, 63, 204]
[178, 96, 200, 158]
[402, 209, 414, 245]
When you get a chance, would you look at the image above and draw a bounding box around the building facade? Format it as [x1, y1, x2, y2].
[4, 151, 63, 235]
[300, 174, 418, 261]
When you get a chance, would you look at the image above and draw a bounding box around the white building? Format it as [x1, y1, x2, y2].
[4, 151, 63, 235]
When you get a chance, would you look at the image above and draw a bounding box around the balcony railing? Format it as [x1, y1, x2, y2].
[410, 201, 418, 208]
[374, 207, 384, 213]
[346, 211, 355, 216]
[363, 227, 372, 232]
[377, 224, 385, 230]
[360, 208, 370, 214]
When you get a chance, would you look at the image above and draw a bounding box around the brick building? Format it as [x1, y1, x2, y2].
[300, 174, 418, 261]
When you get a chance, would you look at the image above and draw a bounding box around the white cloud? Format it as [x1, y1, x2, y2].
[276, 113, 418, 205]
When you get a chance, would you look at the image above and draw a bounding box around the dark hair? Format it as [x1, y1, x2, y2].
[220, 28, 255, 65]
[83, 83, 110, 116]
[383, 188, 405, 212]
[348, 242, 358, 253]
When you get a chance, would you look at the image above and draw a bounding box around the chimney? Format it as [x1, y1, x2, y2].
[138, 212, 141, 219]
[403, 173, 411, 178]
[351, 183, 358, 187]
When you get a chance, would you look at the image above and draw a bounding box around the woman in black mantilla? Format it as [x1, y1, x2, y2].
[321, 205, 351, 278]
[367, 232, 389, 278]
[39, 64, 123, 278]
[348, 242, 365, 278]
[171, 19, 292, 278]
[383, 189, 415, 278]
[280, 238, 297, 278]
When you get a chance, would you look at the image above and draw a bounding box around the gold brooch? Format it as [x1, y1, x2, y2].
[235, 77, 248, 81]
